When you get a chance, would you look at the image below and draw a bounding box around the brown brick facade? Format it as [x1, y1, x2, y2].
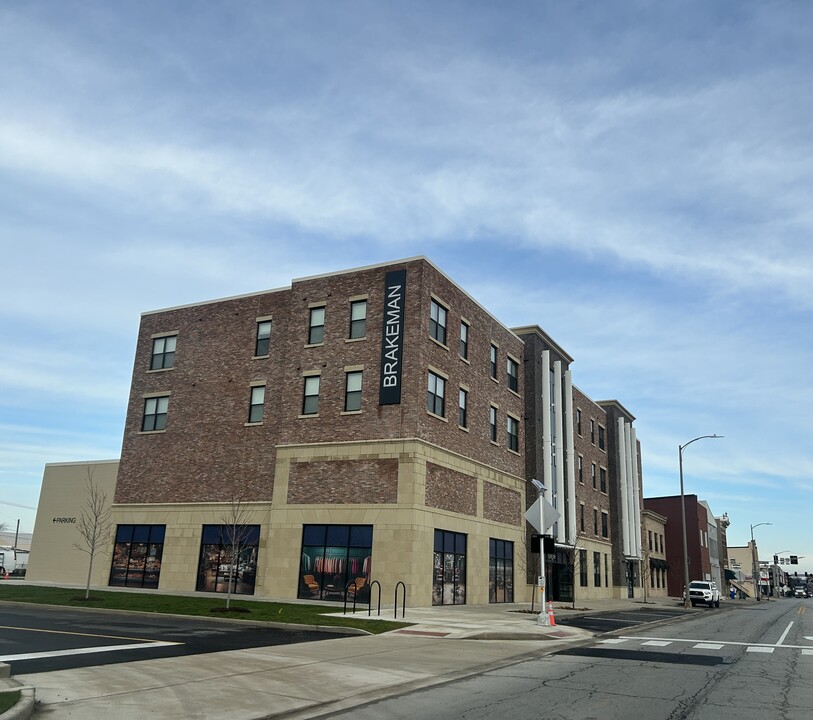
[424, 462, 477, 516]
[287, 459, 398, 504]
[483, 481, 522, 525]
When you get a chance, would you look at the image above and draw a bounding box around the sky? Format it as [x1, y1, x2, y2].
[1, 1, 811, 576]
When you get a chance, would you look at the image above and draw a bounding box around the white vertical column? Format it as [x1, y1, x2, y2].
[617, 416, 631, 556]
[553, 361, 565, 544]
[624, 423, 636, 558]
[564, 369, 577, 544]
[541, 351, 552, 534]
[630, 427, 641, 558]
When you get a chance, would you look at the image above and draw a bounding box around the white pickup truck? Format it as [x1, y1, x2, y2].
[687, 580, 721, 607]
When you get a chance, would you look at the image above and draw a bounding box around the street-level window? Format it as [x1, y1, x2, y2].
[430, 299, 448, 345]
[427, 371, 445, 417]
[433, 529, 466, 605]
[344, 371, 362, 412]
[196, 524, 260, 596]
[302, 375, 320, 415]
[248, 385, 265, 423]
[142, 396, 169, 432]
[298, 524, 373, 602]
[150, 335, 176, 370]
[109, 524, 166, 589]
[255, 321, 271, 356]
[458, 388, 468, 428]
[349, 300, 367, 339]
[489, 539, 514, 603]
[594, 552, 601, 587]
[308, 306, 325, 345]
[579, 549, 588, 587]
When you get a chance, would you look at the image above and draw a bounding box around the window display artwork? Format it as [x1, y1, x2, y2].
[489, 538, 514, 603]
[109, 524, 165, 589]
[433, 529, 466, 605]
[196, 524, 260, 595]
[298, 524, 372, 602]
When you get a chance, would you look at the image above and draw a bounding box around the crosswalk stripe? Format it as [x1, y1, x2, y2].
[598, 639, 628, 644]
[693, 643, 724, 650]
[641, 641, 671, 647]
[746, 646, 774, 654]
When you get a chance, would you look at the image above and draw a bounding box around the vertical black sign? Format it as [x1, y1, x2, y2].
[379, 269, 406, 405]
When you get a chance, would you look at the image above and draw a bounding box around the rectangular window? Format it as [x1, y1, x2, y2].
[651, 568, 656, 588]
[458, 388, 468, 428]
[248, 385, 265, 423]
[433, 529, 467, 605]
[489, 405, 497, 442]
[302, 375, 320, 415]
[308, 306, 325, 345]
[660, 534, 664, 552]
[255, 321, 271, 356]
[430, 299, 448, 345]
[141, 396, 169, 432]
[459, 321, 469, 359]
[298, 524, 373, 602]
[576, 409, 582, 436]
[506, 357, 518, 392]
[150, 335, 176, 370]
[349, 300, 367, 339]
[590, 419, 595, 444]
[604, 554, 609, 587]
[593, 508, 598, 535]
[489, 538, 514, 603]
[577, 456, 583, 484]
[427, 371, 446, 417]
[598, 425, 605, 451]
[591, 463, 596, 489]
[600, 467, 607, 493]
[344, 371, 362, 412]
[648, 530, 653, 551]
[196, 524, 260, 596]
[579, 504, 585, 532]
[579, 549, 588, 587]
[109, 524, 166, 589]
[601, 511, 609, 538]
[594, 551, 601, 587]
[507, 415, 519, 451]
[490, 344, 498, 379]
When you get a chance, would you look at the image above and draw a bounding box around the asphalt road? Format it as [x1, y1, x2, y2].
[0, 603, 346, 674]
[326, 599, 813, 720]
[553, 605, 693, 633]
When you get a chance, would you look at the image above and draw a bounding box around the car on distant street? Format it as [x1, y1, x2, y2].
[686, 580, 721, 607]
[794, 586, 807, 598]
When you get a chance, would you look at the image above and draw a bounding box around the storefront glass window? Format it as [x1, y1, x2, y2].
[433, 529, 467, 605]
[195, 524, 260, 595]
[489, 538, 513, 603]
[298, 524, 373, 602]
[109, 524, 165, 589]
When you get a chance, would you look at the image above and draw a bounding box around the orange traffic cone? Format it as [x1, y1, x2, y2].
[547, 601, 556, 626]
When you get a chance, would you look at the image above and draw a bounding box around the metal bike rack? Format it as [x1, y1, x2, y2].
[394, 581, 406, 619]
[368, 580, 381, 617]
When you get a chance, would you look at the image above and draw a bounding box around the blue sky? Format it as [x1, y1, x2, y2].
[1, 2, 811, 575]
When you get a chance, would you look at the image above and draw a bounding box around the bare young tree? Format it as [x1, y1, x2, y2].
[219, 489, 255, 610]
[73, 465, 113, 600]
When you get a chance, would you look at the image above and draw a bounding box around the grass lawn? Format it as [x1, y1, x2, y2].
[0, 690, 22, 714]
[0, 585, 409, 634]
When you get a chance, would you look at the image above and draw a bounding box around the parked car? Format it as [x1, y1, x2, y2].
[794, 586, 807, 598]
[687, 580, 721, 607]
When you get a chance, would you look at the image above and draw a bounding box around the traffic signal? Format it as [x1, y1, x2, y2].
[790, 555, 798, 564]
[774, 555, 779, 564]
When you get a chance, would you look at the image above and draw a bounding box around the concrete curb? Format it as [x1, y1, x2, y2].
[0, 682, 35, 720]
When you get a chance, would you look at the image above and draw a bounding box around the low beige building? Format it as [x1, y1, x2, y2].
[642, 508, 669, 598]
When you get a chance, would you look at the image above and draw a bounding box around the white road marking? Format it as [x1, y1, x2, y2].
[746, 646, 774, 654]
[693, 643, 724, 650]
[623, 635, 813, 650]
[0, 640, 180, 662]
[775, 621, 794, 646]
[802, 650, 813, 656]
[599, 638, 628, 644]
[641, 641, 671, 647]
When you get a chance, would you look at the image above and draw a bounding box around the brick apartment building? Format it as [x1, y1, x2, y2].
[27, 257, 646, 606]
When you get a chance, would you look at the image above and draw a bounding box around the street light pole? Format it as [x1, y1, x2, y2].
[679, 434, 723, 609]
[750, 522, 772, 602]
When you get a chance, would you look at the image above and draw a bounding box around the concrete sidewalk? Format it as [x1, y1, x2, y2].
[9, 596, 694, 720]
